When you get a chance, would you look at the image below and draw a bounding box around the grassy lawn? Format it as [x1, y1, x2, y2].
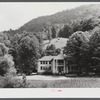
[27, 78, 100, 88]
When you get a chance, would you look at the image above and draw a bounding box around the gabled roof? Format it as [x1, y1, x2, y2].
[54, 54, 65, 60]
[39, 56, 56, 61]
[39, 54, 66, 61]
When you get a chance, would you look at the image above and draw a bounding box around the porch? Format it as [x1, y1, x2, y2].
[52, 54, 66, 74]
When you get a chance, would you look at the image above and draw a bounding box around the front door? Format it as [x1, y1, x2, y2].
[58, 66, 64, 74]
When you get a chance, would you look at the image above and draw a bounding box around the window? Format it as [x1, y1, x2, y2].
[72, 66, 74, 70]
[61, 60, 63, 63]
[43, 67, 45, 70]
[49, 61, 51, 64]
[41, 61, 42, 64]
[49, 66, 51, 70]
[61, 67, 63, 71]
[41, 66, 42, 70]
[46, 61, 48, 64]
[68, 66, 70, 70]
[43, 61, 45, 64]
[58, 60, 64, 65]
[71, 66, 73, 70]
[45, 67, 46, 70]
[70, 66, 72, 70]
[43, 67, 47, 70]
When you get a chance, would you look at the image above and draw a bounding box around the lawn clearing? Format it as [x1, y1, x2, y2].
[18, 75, 70, 80]
[43, 38, 68, 49]
[27, 77, 100, 88]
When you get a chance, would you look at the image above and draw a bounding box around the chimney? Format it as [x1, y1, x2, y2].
[61, 49, 63, 54]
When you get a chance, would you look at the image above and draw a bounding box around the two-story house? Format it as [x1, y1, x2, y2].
[38, 54, 76, 74]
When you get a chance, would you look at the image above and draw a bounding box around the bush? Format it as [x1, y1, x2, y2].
[0, 54, 16, 76]
[0, 59, 8, 76]
[0, 74, 30, 88]
[7, 67, 17, 76]
[42, 71, 52, 75]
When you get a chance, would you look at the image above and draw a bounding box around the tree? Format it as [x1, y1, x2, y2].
[58, 24, 73, 38]
[64, 31, 90, 75]
[47, 28, 52, 42]
[45, 44, 61, 56]
[51, 26, 57, 38]
[10, 33, 22, 70]
[45, 22, 52, 42]
[89, 27, 100, 72]
[0, 43, 8, 56]
[33, 32, 43, 58]
[55, 48, 61, 55]
[79, 17, 99, 32]
[0, 32, 11, 47]
[0, 43, 16, 76]
[11, 33, 40, 74]
[71, 20, 81, 32]
[45, 44, 56, 56]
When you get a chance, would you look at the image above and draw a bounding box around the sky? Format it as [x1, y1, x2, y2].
[0, 2, 99, 31]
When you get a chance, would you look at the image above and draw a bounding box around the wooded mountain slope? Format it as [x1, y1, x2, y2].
[17, 4, 100, 33]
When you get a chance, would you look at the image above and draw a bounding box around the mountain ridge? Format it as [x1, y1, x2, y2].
[5, 4, 100, 37]
[17, 4, 100, 32]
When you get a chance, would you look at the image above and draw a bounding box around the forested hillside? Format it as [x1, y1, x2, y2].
[4, 4, 100, 40]
[18, 4, 100, 32]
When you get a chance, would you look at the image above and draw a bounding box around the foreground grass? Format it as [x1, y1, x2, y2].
[28, 78, 100, 88]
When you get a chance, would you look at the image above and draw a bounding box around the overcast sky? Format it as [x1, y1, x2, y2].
[0, 2, 99, 31]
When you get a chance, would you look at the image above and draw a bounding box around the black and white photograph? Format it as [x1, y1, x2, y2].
[0, 2, 100, 88]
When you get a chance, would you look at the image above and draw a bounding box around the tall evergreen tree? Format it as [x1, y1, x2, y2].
[51, 26, 57, 38]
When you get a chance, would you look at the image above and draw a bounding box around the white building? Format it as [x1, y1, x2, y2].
[38, 54, 75, 74]
[38, 56, 55, 74]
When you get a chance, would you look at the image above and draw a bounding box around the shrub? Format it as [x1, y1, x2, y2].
[41, 83, 48, 88]
[42, 71, 52, 75]
[0, 59, 8, 76]
[0, 74, 30, 88]
[7, 67, 17, 76]
[0, 54, 16, 76]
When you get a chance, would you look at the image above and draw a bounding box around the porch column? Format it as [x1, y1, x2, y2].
[38, 61, 40, 73]
[64, 60, 66, 73]
[56, 60, 58, 73]
[55, 60, 57, 73]
[52, 59, 55, 73]
[66, 67, 68, 73]
[48, 61, 49, 67]
[66, 62, 69, 74]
